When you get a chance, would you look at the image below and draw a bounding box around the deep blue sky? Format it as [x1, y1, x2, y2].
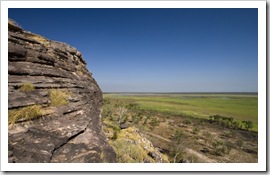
[9, 8, 258, 92]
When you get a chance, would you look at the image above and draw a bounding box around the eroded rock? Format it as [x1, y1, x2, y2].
[8, 20, 116, 163]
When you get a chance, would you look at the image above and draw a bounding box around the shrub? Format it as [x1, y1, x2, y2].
[236, 139, 244, 149]
[133, 113, 143, 124]
[183, 119, 192, 125]
[112, 140, 147, 163]
[209, 115, 244, 130]
[102, 105, 113, 119]
[209, 115, 214, 122]
[8, 105, 43, 125]
[171, 147, 185, 163]
[212, 140, 231, 156]
[192, 127, 200, 135]
[19, 82, 35, 92]
[113, 107, 128, 125]
[114, 100, 123, 108]
[109, 127, 167, 163]
[111, 130, 119, 140]
[143, 116, 150, 125]
[49, 89, 69, 106]
[173, 130, 184, 143]
[213, 115, 222, 123]
[126, 103, 140, 110]
[242, 120, 253, 131]
[170, 130, 189, 163]
[102, 119, 121, 140]
[232, 120, 241, 129]
[103, 97, 111, 105]
[202, 131, 213, 146]
[149, 118, 159, 127]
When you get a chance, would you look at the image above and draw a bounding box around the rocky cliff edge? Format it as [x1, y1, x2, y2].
[8, 20, 116, 163]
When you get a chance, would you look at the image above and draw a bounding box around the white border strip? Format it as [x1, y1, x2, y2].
[0, 1, 265, 8]
[1, 0, 266, 172]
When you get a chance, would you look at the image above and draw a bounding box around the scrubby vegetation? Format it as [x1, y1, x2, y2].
[107, 93, 258, 131]
[102, 94, 258, 163]
[110, 127, 169, 163]
[170, 129, 190, 163]
[19, 82, 35, 92]
[209, 115, 254, 131]
[242, 120, 254, 131]
[212, 140, 231, 156]
[8, 105, 43, 125]
[102, 99, 169, 162]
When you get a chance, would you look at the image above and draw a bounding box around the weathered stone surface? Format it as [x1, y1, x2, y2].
[120, 123, 129, 129]
[8, 90, 50, 109]
[8, 20, 116, 163]
[8, 43, 27, 58]
[10, 33, 41, 44]
[8, 61, 75, 78]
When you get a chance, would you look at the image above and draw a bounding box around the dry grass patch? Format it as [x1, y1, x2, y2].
[49, 89, 70, 106]
[24, 32, 49, 45]
[19, 82, 35, 92]
[8, 105, 43, 125]
[29, 35, 47, 43]
[8, 18, 20, 27]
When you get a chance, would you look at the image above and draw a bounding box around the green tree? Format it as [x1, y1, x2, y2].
[232, 120, 241, 129]
[170, 130, 189, 163]
[242, 120, 253, 131]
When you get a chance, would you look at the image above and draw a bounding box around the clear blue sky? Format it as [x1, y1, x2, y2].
[9, 8, 258, 92]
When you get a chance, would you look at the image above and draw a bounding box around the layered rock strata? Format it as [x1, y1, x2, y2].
[8, 21, 116, 163]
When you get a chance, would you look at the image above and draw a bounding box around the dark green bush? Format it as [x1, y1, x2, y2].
[241, 120, 253, 131]
[212, 140, 231, 156]
[183, 119, 192, 125]
[209, 115, 245, 130]
[126, 103, 140, 110]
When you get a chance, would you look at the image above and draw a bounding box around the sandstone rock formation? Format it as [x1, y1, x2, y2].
[8, 20, 116, 163]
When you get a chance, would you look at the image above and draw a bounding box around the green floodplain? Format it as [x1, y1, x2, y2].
[103, 93, 258, 132]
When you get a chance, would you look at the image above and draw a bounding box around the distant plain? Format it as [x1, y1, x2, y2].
[104, 93, 258, 131]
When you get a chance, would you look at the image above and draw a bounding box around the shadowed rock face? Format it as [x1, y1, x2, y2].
[8, 21, 116, 163]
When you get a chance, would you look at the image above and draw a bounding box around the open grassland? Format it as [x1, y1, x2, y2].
[103, 93, 258, 131]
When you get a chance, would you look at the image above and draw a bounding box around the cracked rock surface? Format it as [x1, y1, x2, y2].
[8, 21, 116, 163]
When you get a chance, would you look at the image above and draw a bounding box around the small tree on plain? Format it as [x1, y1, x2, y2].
[242, 120, 253, 131]
[171, 130, 189, 163]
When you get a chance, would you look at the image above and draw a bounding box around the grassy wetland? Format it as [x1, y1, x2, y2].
[101, 93, 258, 163]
